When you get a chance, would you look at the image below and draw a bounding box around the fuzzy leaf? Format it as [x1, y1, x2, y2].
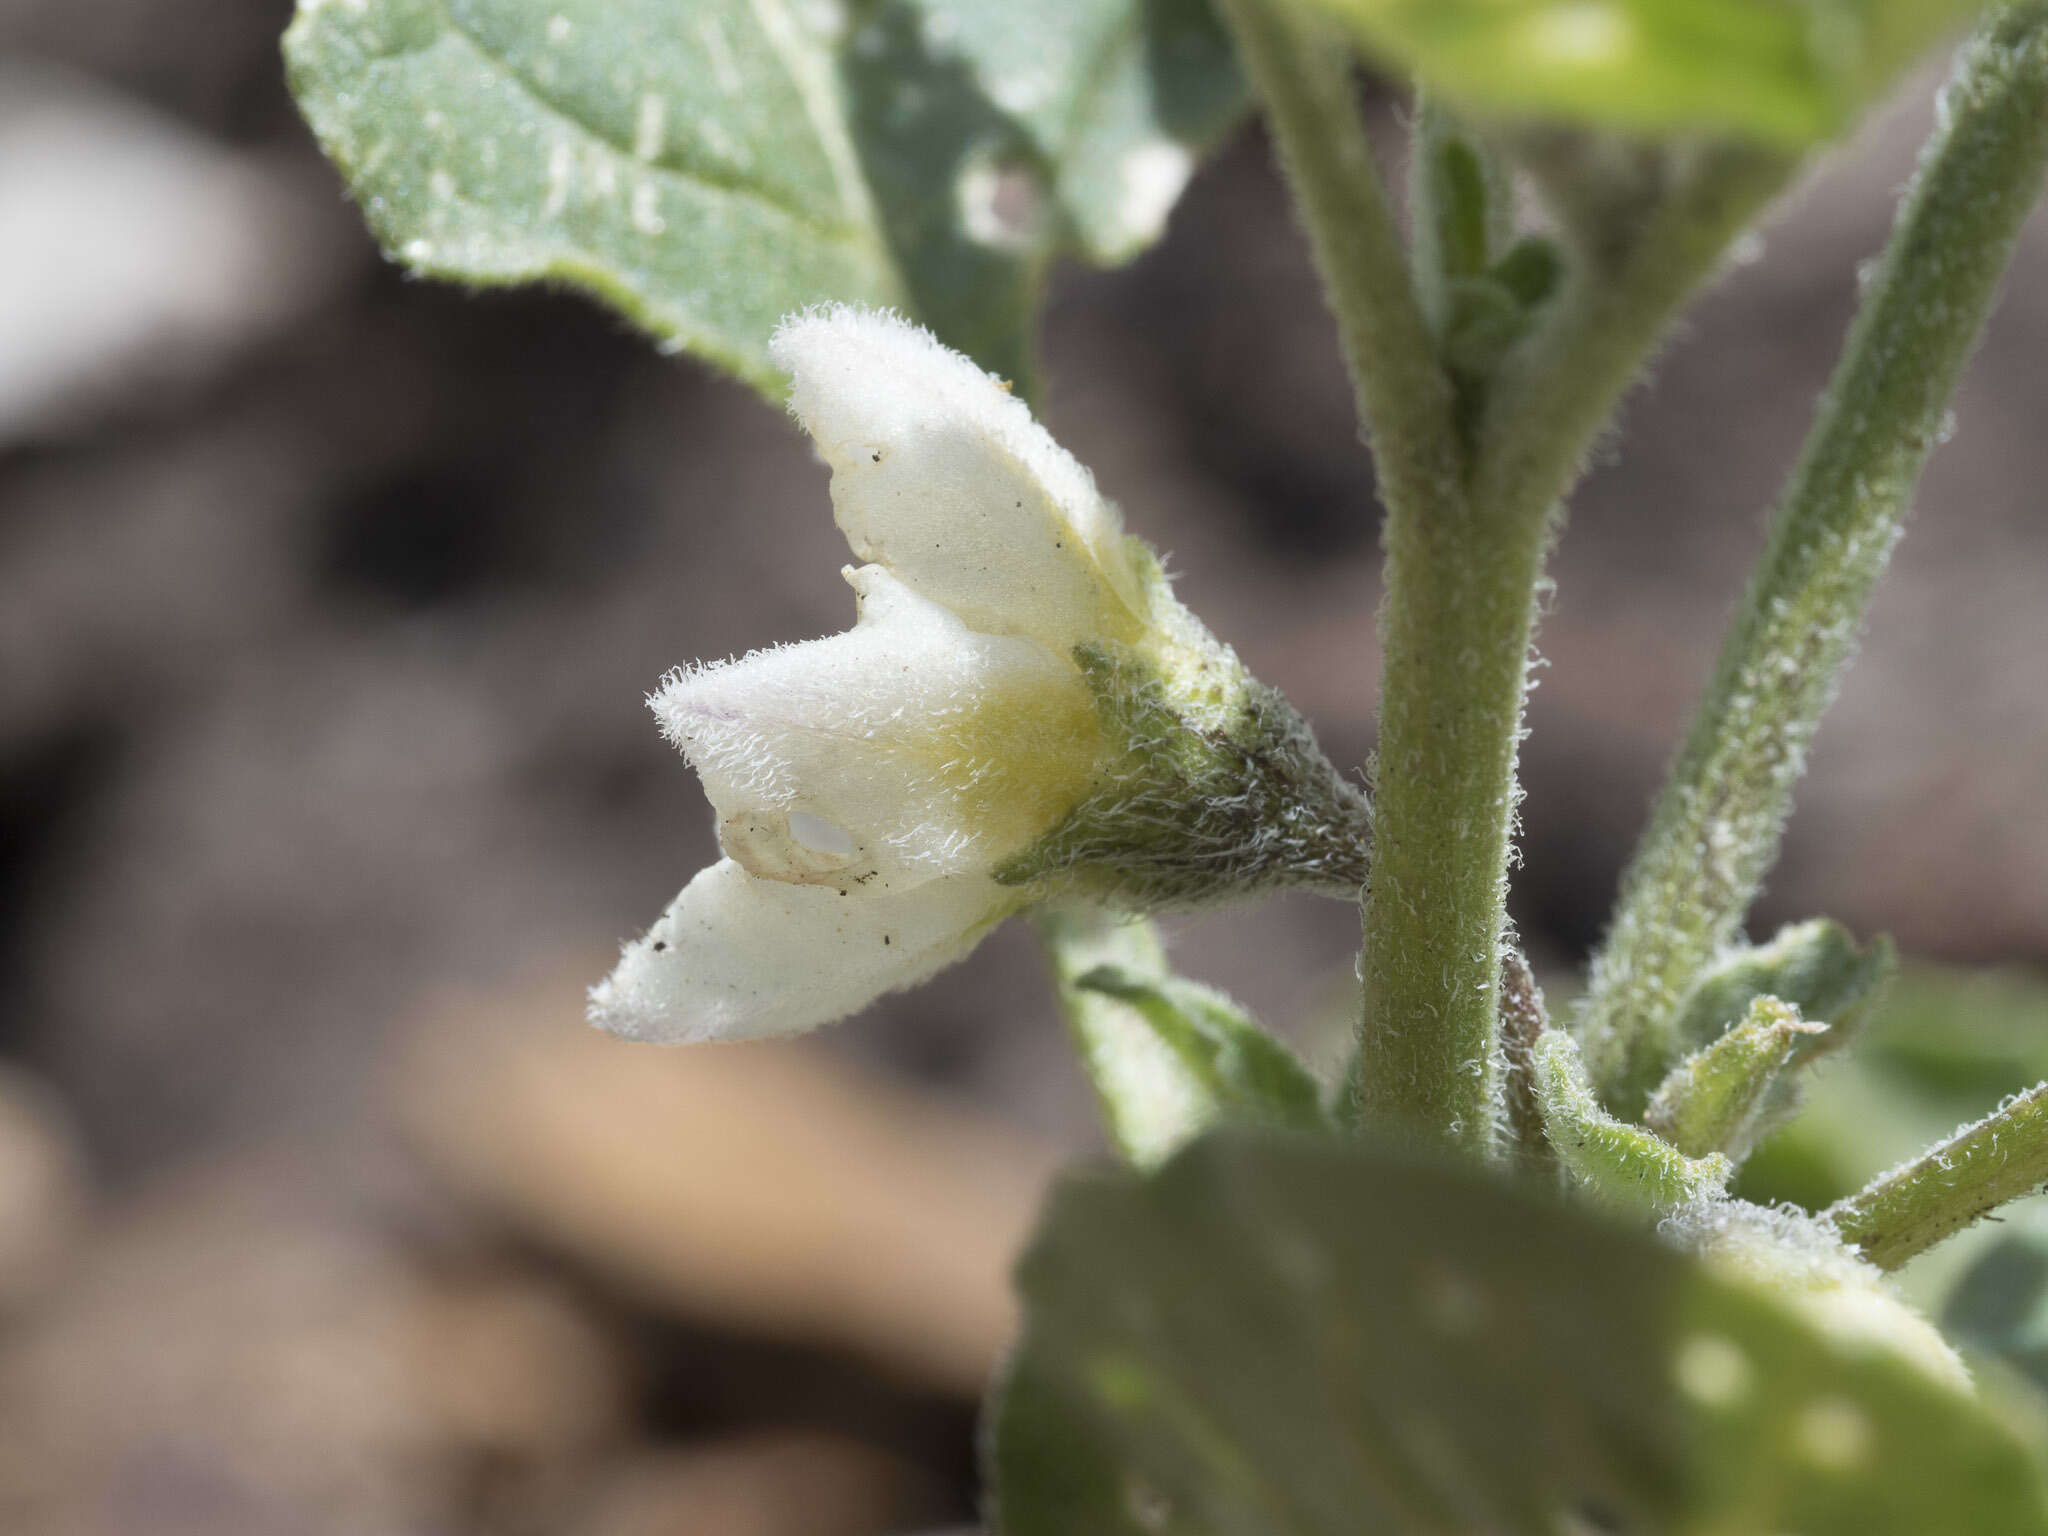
[991, 1129, 2048, 1536]
[1301, 0, 1991, 145]
[1041, 908, 1216, 1168]
[1074, 964, 1328, 1132]
[1674, 919, 1895, 1061]
[1647, 994, 1828, 1159]
[283, 0, 1243, 394]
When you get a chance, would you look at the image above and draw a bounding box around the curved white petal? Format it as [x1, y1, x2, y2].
[587, 859, 1016, 1043]
[770, 306, 1146, 655]
[651, 566, 1100, 890]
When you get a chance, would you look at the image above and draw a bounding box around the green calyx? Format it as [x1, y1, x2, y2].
[995, 637, 1372, 911]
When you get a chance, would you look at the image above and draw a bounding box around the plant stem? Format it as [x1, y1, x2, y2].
[1217, 0, 1786, 1151]
[1211, 0, 1462, 524]
[1579, 5, 2048, 1116]
[1533, 1032, 1732, 1211]
[1472, 145, 1791, 537]
[1830, 1083, 2048, 1271]
[1353, 150, 1782, 1149]
[1216, 0, 1500, 1146]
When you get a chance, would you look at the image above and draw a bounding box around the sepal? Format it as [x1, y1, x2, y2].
[997, 644, 1373, 909]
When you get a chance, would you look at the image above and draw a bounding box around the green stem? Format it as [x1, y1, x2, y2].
[1829, 1082, 2048, 1271]
[1533, 1032, 1732, 1211]
[1209, 0, 1463, 540]
[1216, 0, 1496, 1145]
[1353, 153, 1782, 1149]
[1217, 0, 1788, 1150]
[1471, 145, 1791, 534]
[1579, 6, 2048, 1116]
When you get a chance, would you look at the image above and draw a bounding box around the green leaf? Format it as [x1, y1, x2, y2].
[1491, 234, 1563, 307]
[1074, 964, 1328, 1132]
[1038, 909, 1328, 1167]
[284, 0, 1243, 394]
[1645, 994, 1827, 1159]
[1408, 96, 1513, 333]
[991, 1129, 2048, 1536]
[1039, 908, 1218, 1168]
[1673, 919, 1895, 1063]
[1300, 0, 1992, 145]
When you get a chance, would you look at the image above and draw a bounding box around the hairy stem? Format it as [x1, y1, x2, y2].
[1830, 1082, 2048, 1271]
[1579, 6, 2048, 1115]
[1533, 1032, 1731, 1211]
[1219, 0, 1794, 1149]
[1217, 0, 1506, 1146]
[1212, 0, 1462, 523]
[1353, 151, 1783, 1148]
[1472, 145, 1792, 532]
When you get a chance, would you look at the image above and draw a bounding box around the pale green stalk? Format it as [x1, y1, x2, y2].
[1356, 148, 1783, 1149]
[1210, 0, 1462, 524]
[1580, 4, 2048, 1115]
[1830, 1082, 2048, 1271]
[1218, 0, 1785, 1150]
[1534, 1032, 1732, 1210]
[1214, 0, 1497, 1146]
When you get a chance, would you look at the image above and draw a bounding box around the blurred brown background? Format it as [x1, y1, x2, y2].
[1, 0, 2045, 1530]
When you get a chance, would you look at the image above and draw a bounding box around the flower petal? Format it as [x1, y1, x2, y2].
[651, 566, 1100, 890]
[770, 306, 1146, 655]
[587, 858, 1015, 1043]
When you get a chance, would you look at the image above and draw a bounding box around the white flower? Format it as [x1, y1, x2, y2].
[589, 306, 1156, 1043]
[590, 306, 1371, 1045]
